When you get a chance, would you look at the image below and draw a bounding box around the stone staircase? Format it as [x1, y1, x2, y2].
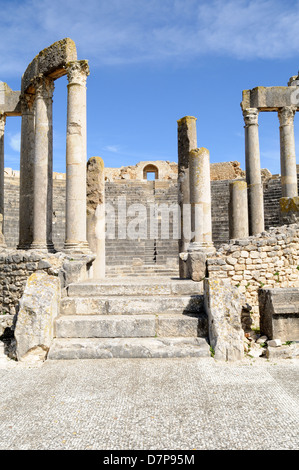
[48, 277, 210, 360]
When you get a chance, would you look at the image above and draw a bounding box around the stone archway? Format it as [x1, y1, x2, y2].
[143, 163, 159, 180]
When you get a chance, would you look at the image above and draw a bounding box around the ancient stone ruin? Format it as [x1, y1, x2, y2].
[0, 38, 298, 363]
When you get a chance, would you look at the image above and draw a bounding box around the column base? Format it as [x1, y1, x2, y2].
[188, 241, 215, 256]
[63, 241, 92, 255]
[29, 242, 56, 253]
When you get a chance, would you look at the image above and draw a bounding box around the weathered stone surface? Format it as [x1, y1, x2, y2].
[86, 156, 105, 278]
[204, 278, 245, 361]
[241, 86, 297, 111]
[279, 197, 299, 225]
[55, 314, 156, 338]
[185, 251, 206, 281]
[21, 38, 77, 93]
[60, 294, 203, 316]
[14, 272, 61, 361]
[258, 287, 299, 341]
[0, 82, 21, 116]
[157, 313, 208, 338]
[48, 336, 210, 360]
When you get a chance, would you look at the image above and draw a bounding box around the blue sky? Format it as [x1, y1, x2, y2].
[2, 0, 299, 175]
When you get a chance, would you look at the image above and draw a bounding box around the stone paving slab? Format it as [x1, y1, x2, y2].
[0, 356, 298, 450]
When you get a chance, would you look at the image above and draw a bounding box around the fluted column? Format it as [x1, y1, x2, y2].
[30, 77, 55, 251]
[278, 106, 298, 198]
[243, 108, 264, 235]
[64, 60, 90, 253]
[18, 93, 35, 249]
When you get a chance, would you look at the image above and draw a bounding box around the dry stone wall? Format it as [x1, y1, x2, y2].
[207, 224, 299, 324]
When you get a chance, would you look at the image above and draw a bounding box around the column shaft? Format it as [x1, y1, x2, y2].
[177, 116, 197, 277]
[188, 147, 214, 252]
[278, 106, 298, 198]
[0, 114, 5, 220]
[229, 180, 249, 239]
[18, 93, 35, 249]
[31, 77, 54, 250]
[65, 60, 90, 252]
[243, 108, 264, 235]
[0, 114, 6, 245]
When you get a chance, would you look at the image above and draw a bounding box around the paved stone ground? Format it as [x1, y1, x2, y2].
[0, 354, 298, 450]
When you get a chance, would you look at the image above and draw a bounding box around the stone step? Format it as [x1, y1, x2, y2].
[55, 313, 207, 339]
[67, 278, 203, 297]
[48, 336, 210, 360]
[61, 294, 203, 315]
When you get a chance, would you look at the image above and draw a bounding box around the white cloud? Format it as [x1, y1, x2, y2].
[103, 145, 121, 153]
[9, 132, 21, 152]
[1, 0, 299, 77]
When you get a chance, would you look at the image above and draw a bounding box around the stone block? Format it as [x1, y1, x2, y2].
[204, 278, 245, 361]
[14, 272, 61, 361]
[258, 287, 299, 341]
[185, 251, 207, 281]
[279, 197, 299, 225]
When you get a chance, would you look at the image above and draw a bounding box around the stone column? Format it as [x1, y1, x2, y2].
[278, 106, 298, 198]
[188, 147, 214, 253]
[31, 77, 55, 251]
[0, 114, 5, 222]
[228, 180, 249, 240]
[86, 156, 105, 278]
[0, 114, 6, 246]
[64, 60, 90, 253]
[177, 116, 197, 277]
[243, 108, 264, 235]
[18, 93, 35, 249]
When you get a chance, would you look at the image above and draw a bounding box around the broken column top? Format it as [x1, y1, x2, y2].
[0, 82, 21, 116]
[21, 38, 77, 94]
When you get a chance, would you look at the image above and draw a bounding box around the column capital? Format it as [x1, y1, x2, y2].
[0, 113, 6, 132]
[34, 76, 55, 101]
[66, 60, 90, 87]
[278, 105, 296, 126]
[243, 107, 259, 126]
[20, 92, 35, 114]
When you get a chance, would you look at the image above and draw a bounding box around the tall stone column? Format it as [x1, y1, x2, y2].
[0, 113, 5, 222]
[243, 108, 264, 235]
[228, 180, 249, 240]
[64, 60, 90, 253]
[177, 116, 197, 277]
[18, 93, 35, 249]
[30, 77, 55, 251]
[188, 147, 214, 252]
[278, 106, 298, 198]
[0, 114, 6, 246]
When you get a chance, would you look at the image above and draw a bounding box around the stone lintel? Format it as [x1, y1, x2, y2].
[22, 38, 77, 93]
[241, 86, 299, 112]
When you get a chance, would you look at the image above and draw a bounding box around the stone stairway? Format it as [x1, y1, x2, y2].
[48, 277, 210, 360]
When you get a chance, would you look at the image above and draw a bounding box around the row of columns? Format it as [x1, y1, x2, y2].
[18, 60, 90, 253]
[243, 105, 298, 236]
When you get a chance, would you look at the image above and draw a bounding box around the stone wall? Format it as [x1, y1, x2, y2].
[104, 160, 245, 182]
[207, 224, 299, 324]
